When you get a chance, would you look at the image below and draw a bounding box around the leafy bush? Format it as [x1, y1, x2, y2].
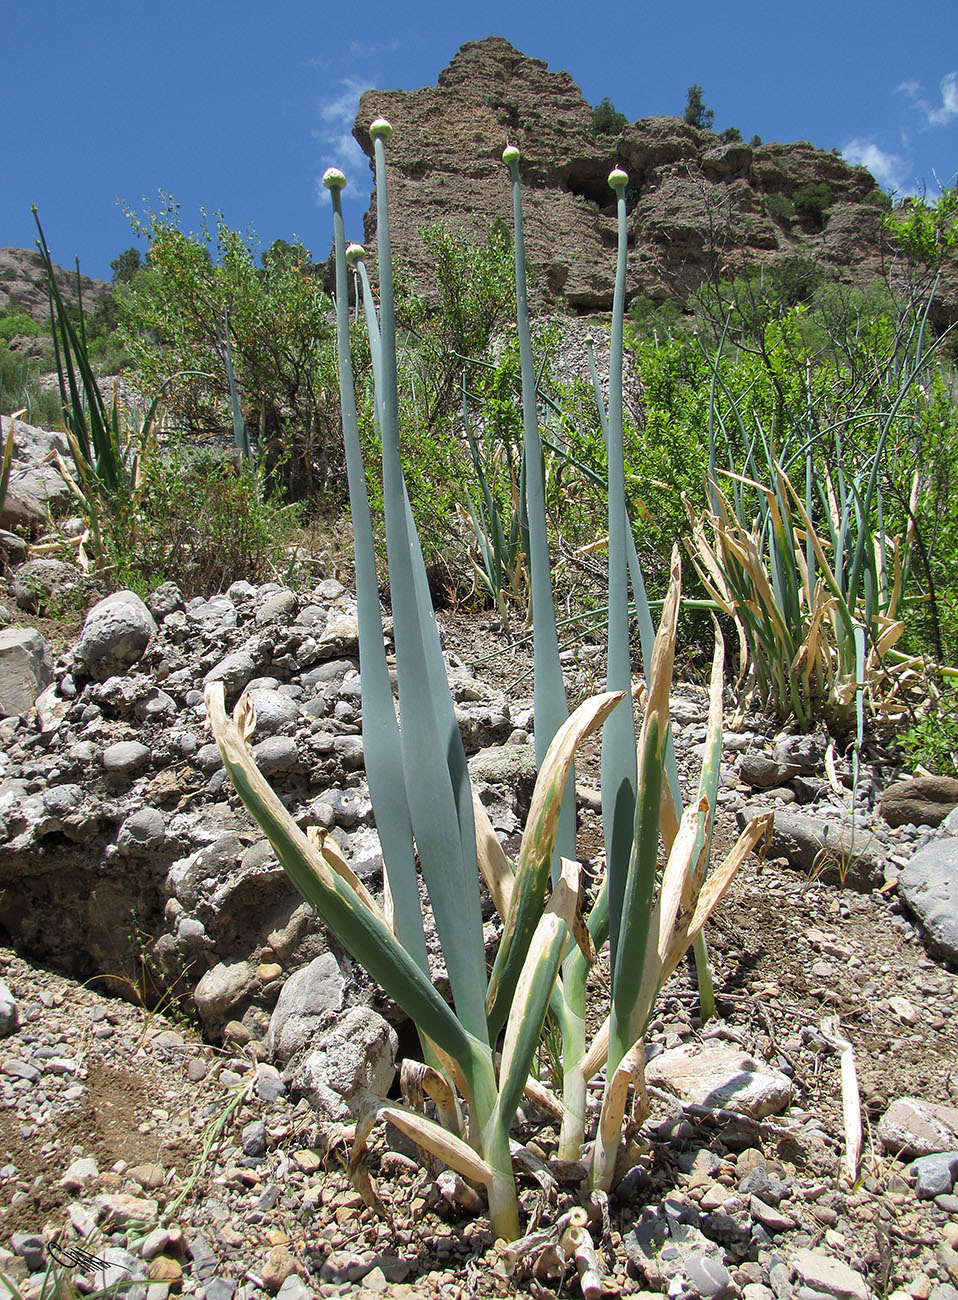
[0, 311, 44, 343]
[793, 181, 834, 230]
[862, 188, 892, 212]
[900, 688, 958, 777]
[591, 97, 627, 137]
[106, 447, 301, 598]
[766, 191, 796, 226]
[628, 295, 684, 339]
[117, 198, 341, 500]
[884, 184, 958, 268]
[720, 126, 743, 144]
[0, 343, 62, 424]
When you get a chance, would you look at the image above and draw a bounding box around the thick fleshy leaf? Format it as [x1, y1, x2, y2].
[205, 681, 474, 1067]
[496, 857, 580, 1128]
[380, 1105, 494, 1187]
[486, 691, 625, 1033]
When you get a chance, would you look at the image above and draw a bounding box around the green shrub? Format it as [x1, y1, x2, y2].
[0, 311, 44, 343]
[900, 688, 958, 777]
[793, 181, 833, 230]
[861, 188, 892, 212]
[720, 126, 743, 144]
[591, 97, 627, 137]
[884, 184, 958, 267]
[0, 342, 61, 424]
[117, 197, 340, 500]
[766, 192, 795, 226]
[106, 447, 302, 598]
[628, 295, 684, 339]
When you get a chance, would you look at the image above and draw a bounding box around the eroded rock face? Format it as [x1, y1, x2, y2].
[350, 37, 956, 321]
[0, 575, 519, 1048]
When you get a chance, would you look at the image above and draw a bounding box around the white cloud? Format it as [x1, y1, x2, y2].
[841, 138, 907, 191]
[928, 70, 958, 126]
[896, 71, 958, 128]
[312, 76, 373, 194]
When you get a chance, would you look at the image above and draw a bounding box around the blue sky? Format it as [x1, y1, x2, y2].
[5, 0, 957, 283]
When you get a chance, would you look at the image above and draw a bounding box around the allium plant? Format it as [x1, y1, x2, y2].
[498, 151, 768, 1183]
[207, 127, 769, 1239]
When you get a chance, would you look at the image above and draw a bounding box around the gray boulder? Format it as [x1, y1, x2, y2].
[102, 740, 151, 781]
[117, 807, 167, 856]
[739, 752, 799, 789]
[246, 688, 300, 736]
[268, 953, 345, 1062]
[0, 481, 47, 533]
[193, 960, 259, 1033]
[0, 977, 18, 1036]
[76, 590, 157, 681]
[898, 838, 958, 961]
[291, 1006, 397, 1121]
[204, 649, 257, 701]
[0, 626, 53, 715]
[738, 808, 885, 891]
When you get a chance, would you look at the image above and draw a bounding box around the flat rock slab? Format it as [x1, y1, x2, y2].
[645, 1039, 792, 1119]
[878, 1097, 958, 1158]
[0, 626, 53, 716]
[741, 809, 885, 891]
[790, 1247, 871, 1300]
[898, 838, 958, 961]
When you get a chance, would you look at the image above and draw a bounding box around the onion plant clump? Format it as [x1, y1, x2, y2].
[207, 126, 769, 1241]
[685, 299, 958, 730]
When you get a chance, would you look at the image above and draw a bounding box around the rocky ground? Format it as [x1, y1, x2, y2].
[1, 575, 958, 1299]
[2, 412, 958, 1300]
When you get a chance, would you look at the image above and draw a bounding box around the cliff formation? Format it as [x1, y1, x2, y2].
[354, 37, 956, 323]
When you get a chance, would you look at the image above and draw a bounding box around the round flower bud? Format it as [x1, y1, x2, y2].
[369, 117, 392, 140]
[345, 243, 366, 266]
[323, 167, 347, 191]
[502, 144, 520, 167]
[584, 335, 594, 346]
[608, 167, 628, 190]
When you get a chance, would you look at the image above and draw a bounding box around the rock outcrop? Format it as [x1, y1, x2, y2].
[0, 247, 111, 327]
[353, 37, 957, 323]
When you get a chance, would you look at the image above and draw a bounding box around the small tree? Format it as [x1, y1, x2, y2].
[261, 238, 310, 273]
[684, 84, 714, 130]
[885, 184, 958, 269]
[110, 247, 142, 285]
[118, 199, 340, 498]
[591, 97, 627, 137]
